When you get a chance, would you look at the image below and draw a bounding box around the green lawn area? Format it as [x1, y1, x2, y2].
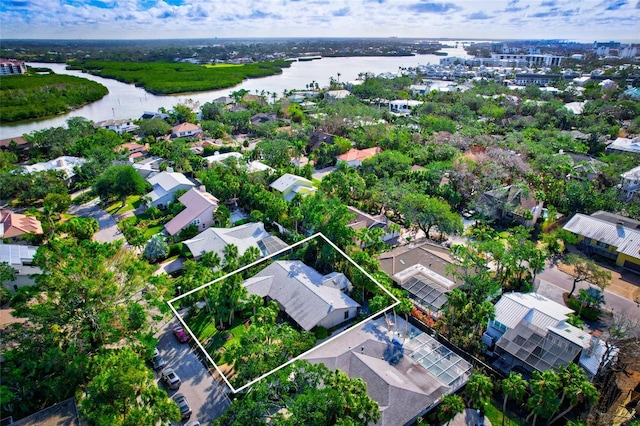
[143, 224, 165, 239]
[484, 399, 522, 426]
[105, 195, 141, 215]
[203, 63, 243, 68]
[187, 308, 249, 364]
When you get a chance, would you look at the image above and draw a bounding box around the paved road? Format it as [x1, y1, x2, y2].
[538, 264, 640, 320]
[69, 198, 124, 243]
[156, 317, 231, 425]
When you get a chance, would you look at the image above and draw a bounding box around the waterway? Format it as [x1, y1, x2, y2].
[0, 42, 473, 139]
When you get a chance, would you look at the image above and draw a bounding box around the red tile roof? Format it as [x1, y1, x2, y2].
[336, 147, 382, 162]
[1, 211, 43, 238]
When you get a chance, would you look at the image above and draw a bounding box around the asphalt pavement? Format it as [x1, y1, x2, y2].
[69, 198, 124, 243]
[537, 264, 640, 321]
[156, 317, 231, 424]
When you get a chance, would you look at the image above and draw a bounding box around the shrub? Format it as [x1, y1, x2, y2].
[314, 326, 329, 340]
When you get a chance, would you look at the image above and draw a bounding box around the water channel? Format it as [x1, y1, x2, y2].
[0, 42, 473, 139]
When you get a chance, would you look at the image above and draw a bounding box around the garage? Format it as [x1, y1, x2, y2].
[623, 260, 640, 274]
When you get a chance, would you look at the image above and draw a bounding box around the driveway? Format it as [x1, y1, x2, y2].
[156, 317, 231, 424]
[69, 198, 124, 243]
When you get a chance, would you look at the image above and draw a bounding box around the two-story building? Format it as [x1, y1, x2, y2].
[620, 165, 640, 201]
[94, 119, 139, 135]
[562, 211, 640, 273]
[484, 292, 613, 380]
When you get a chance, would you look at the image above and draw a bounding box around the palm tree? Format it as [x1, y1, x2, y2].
[466, 372, 494, 410]
[548, 363, 599, 424]
[501, 372, 527, 426]
[438, 394, 465, 425]
[526, 370, 562, 426]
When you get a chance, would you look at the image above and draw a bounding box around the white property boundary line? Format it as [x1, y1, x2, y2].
[167, 232, 400, 393]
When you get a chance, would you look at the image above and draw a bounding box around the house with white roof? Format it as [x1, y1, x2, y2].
[484, 292, 613, 380]
[145, 171, 195, 209]
[94, 119, 139, 135]
[620, 165, 640, 201]
[606, 136, 640, 155]
[269, 173, 317, 202]
[164, 187, 219, 237]
[182, 222, 288, 260]
[0, 243, 41, 291]
[243, 260, 360, 331]
[563, 211, 640, 273]
[389, 100, 423, 116]
[23, 156, 86, 184]
[303, 317, 471, 426]
[204, 151, 244, 167]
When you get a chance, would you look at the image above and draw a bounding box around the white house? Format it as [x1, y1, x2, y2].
[243, 260, 360, 331]
[389, 100, 423, 116]
[620, 165, 640, 201]
[484, 292, 613, 380]
[23, 156, 87, 184]
[270, 173, 317, 202]
[182, 222, 288, 260]
[171, 122, 201, 138]
[94, 119, 139, 135]
[145, 171, 195, 209]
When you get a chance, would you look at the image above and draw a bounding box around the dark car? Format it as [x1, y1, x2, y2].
[173, 393, 192, 419]
[152, 348, 167, 370]
[161, 368, 182, 390]
[173, 326, 190, 343]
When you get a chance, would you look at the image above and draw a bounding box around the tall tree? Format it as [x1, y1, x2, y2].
[565, 254, 611, 299]
[501, 372, 527, 426]
[437, 394, 465, 426]
[527, 370, 562, 426]
[94, 164, 149, 206]
[80, 347, 180, 426]
[465, 372, 494, 410]
[214, 360, 379, 425]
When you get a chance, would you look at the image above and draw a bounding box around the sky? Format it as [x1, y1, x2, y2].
[1, 0, 639, 42]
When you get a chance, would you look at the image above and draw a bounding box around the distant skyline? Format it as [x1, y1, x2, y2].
[1, 0, 639, 42]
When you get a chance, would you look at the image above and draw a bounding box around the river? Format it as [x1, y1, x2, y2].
[0, 42, 473, 139]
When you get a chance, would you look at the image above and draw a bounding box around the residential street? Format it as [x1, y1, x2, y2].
[156, 317, 231, 424]
[537, 264, 640, 321]
[69, 198, 124, 243]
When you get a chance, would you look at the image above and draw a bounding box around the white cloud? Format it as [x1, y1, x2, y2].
[0, 0, 638, 40]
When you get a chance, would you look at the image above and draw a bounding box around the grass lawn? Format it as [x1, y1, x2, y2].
[143, 224, 165, 239]
[105, 195, 141, 215]
[203, 63, 243, 68]
[188, 308, 249, 363]
[484, 399, 522, 426]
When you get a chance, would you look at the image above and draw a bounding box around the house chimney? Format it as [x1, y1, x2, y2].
[57, 158, 65, 167]
[199, 185, 206, 192]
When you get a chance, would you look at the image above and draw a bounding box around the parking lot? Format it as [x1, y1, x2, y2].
[156, 317, 231, 424]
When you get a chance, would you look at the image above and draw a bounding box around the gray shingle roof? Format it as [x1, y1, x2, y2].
[243, 261, 360, 331]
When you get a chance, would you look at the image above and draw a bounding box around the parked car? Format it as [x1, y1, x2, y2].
[173, 326, 190, 343]
[161, 368, 181, 390]
[173, 393, 192, 419]
[185, 421, 200, 426]
[152, 348, 167, 370]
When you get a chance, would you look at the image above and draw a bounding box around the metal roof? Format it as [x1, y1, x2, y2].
[494, 292, 572, 330]
[0, 243, 38, 265]
[563, 213, 635, 248]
